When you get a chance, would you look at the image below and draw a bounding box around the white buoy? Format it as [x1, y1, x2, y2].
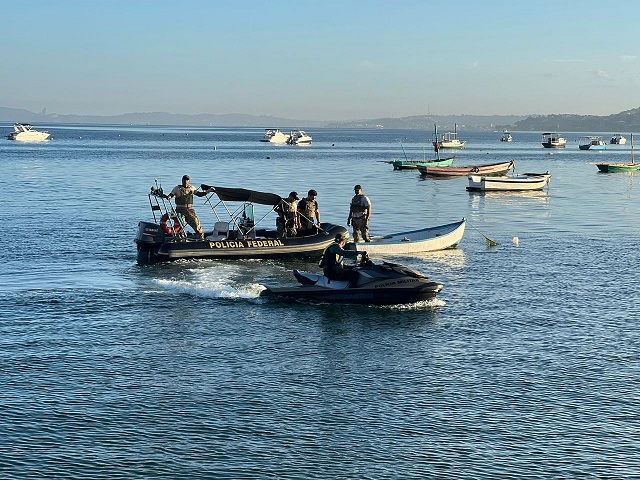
[513, 236, 519, 247]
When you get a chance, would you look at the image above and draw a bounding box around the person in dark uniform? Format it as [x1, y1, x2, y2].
[297, 189, 320, 234]
[275, 191, 301, 238]
[319, 231, 367, 285]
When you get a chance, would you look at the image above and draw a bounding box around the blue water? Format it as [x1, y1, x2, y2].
[2, 124, 640, 478]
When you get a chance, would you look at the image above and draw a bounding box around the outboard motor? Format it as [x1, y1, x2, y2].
[135, 221, 165, 245]
[135, 221, 165, 264]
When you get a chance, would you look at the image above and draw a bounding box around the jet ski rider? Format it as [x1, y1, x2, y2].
[319, 231, 367, 285]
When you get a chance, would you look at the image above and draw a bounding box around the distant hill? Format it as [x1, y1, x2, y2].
[326, 114, 527, 131]
[0, 107, 324, 128]
[510, 107, 640, 132]
[3, 106, 640, 132]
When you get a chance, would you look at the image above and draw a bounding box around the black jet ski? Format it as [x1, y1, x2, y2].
[261, 255, 443, 305]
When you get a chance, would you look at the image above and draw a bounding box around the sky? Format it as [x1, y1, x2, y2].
[2, 0, 640, 121]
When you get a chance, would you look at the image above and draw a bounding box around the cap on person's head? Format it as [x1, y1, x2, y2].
[354, 184, 362, 191]
[182, 175, 190, 181]
[308, 189, 317, 196]
[335, 231, 350, 243]
[289, 191, 299, 200]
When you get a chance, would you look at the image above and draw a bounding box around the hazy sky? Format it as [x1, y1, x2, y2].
[3, 0, 640, 121]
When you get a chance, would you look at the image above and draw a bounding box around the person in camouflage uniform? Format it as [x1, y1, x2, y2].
[275, 191, 301, 238]
[347, 184, 372, 242]
[297, 189, 320, 234]
[167, 175, 208, 239]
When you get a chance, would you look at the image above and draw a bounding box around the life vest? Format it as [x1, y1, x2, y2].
[319, 243, 343, 268]
[299, 198, 317, 217]
[350, 194, 368, 215]
[278, 200, 296, 220]
[174, 185, 194, 207]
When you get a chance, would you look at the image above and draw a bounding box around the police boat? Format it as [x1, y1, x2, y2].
[135, 182, 346, 264]
[260, 253, 443, 305]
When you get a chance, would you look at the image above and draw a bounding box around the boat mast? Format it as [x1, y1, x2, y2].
[632, 133, 635, 165]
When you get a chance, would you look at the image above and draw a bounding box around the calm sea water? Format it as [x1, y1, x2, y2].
[1, 124, 640, 479]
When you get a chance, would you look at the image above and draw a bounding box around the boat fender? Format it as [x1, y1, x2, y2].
[160, 213, 182, 235]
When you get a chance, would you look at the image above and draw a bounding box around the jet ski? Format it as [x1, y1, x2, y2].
[261, 254, 443, 305]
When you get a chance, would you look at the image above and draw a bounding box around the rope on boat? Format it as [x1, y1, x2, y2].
[468, 222, 499, 247]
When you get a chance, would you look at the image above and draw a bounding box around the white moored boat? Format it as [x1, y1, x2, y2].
[260, 128, 288, 143]
[353, 219, 466, 256]
[467, 172, 551, 192]
[287, 130, 312, 145]
[610, 134, 627, 145]
[6, 123, 51, 142]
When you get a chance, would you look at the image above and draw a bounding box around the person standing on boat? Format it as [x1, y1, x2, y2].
[297, 189, 320, 234]
[275, 191, 301, 238]
[166, 175, 208, 240]
[347, 184, 372, 242]
[319, 231, 367, 285]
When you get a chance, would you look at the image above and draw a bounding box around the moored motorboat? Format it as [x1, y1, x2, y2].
[541, 132, 566, 148]
[6, 123, 51, 142]
[467, 173, 551, 191]
[260, 128, 288, 143]
[418, 160, 514, 177]
[354, 219, 466, 255]
[260, 255, 443, 305]
[501, 132, 513, 142]
[135, 183, 346, 263]
[578, 136, 606, 150]
[433, 123, 465, 150]
[610, 134, 627, 145]
[287, 130, 312, 145]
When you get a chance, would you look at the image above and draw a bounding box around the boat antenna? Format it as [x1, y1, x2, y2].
[399, 140, 408, 162]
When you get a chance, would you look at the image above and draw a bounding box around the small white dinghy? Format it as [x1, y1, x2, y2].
[353, 218, 466, 256]
[467, 172, 551, 192]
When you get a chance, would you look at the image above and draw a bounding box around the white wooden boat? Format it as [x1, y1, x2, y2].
[467, 172, 551, 191]
[352, 218, 466, 256]
[6, 123, 51, 142]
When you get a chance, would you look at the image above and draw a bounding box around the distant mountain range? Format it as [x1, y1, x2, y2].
[3, 106, 640, 132]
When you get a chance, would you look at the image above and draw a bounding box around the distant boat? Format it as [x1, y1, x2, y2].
[391, 155, 455, 170]
[6, 123, 51, 142]
[390, 142, 455, 170]
[260, 128, 288, 143]
[287, 130, 312, 145]
[596, 134, 640, 172]
[418, 160, 514, 177]
[433, 123, 466, 150]
[610, 134, 627, 145]
[467, 172, 551, 192]
[500, 132, 513, 142]
[578, 136, 606, 150]
[541, 132, 566, 148]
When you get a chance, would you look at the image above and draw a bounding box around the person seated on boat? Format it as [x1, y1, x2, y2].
[347, 184, 372, 242]
[297, 189, 320, 235]
[319, 231, 367, 286]
[166, 175, 208, 240]
[275, 191, 301, 238]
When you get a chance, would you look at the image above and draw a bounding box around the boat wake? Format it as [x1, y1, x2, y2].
[383, 297, 446, 310]
[154, 262, 267, 299]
